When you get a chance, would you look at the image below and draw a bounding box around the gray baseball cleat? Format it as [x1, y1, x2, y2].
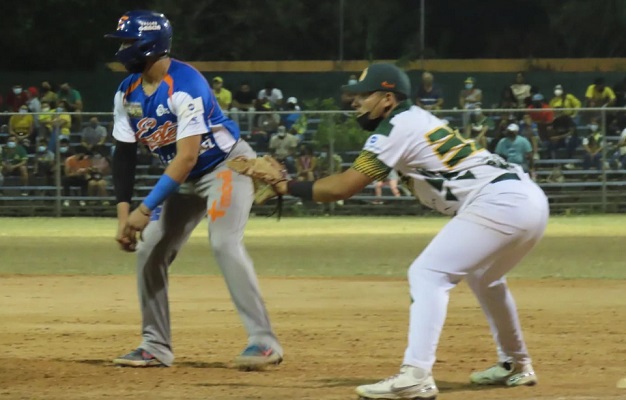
[355, 365, 438, 399]
[470, 360, 537, 386]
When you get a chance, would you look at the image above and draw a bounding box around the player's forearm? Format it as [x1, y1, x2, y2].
[162, 153, 197, 183]
[112, 141, 137, 204]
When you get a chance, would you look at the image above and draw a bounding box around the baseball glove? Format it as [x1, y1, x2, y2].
[226, 155, 288, 218]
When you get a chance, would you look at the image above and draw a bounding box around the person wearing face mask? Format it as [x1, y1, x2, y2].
[37, 101, 55, 139]
[459, 77, 482, 130]
[268, 125, 297, 173]
[240, 63, 548, 399]
[6, 84, 28, 112]
[495, 123, 534, 173]
[1, 136, 29, 191]
[53, 100, 72, 137]
[549, 84, 581, 119]
[57, 83, 83, 113]
[81, 117, 108, 153]
[581, 120, 604, 171]
[33, 138, 55, 185]
[9, 105, 34, 143]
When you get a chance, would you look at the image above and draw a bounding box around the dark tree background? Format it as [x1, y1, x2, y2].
[2, 0, 626, 71]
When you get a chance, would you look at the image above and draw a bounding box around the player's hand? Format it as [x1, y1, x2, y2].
[116, 219, 136, 252]
[123, 207, 151, 248]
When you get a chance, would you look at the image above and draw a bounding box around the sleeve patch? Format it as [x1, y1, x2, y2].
[351, 150, 391, 181]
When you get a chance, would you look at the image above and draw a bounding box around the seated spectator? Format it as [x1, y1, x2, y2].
[545, 113, 579, 161]
[257, 81, 283, 110]
[40, 81, 58, 107]
[283, 97, 307, 141]
[37, 101, 55, 139]
[58, 137, 72, 159]
[81, 117, 107, 153]
[268, 125, 297, 173]
[255, 97, 280, 133]
[88, 150, 110, 203]
[6, 85, 28, 112]
[581, 123, 604, 170]
[374, 170, 401, 204]
[510, 72, 532, 108]
[232, 82, 256, 111]
[9, 105, 34, 144]
[585, 78, 615, 108]
[609, 127, 626, 169]
[212, 76, 232, 111]
[295, 144, 317, 182]
[316, 144, 343, 178]
[1, 136, 29, 192]
[495, 123, 534, 173]
[527, 93, 554, 141]
[415, 72, 444, 111]
[54, 100, 72, 138]
[465, 107, 493, 149]
[57, 83, 83, 132]
[498, 86, 518, 110]
[25, 87, 41, 114]
[62, 150, 91, 206]
[459, 77, 482, 128]
[550, 84, 582, 121]
[33, 138, 55, 185]
[519, 113, 540, 160]
[491, 113, 517, 152]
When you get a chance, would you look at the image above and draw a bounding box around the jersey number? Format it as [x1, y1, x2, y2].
[426, 127, 478, 169]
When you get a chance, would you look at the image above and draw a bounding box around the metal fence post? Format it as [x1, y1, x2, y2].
[328, 113, 336, 215]
[54, 126, 62, 217]
[601, 109, 607, 213]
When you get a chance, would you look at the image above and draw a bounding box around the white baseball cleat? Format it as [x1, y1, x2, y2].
[356, 365, 438, 399]
[470, 360, 537, 387]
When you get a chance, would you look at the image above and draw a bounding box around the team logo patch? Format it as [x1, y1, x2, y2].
[156, 104, 170, 116]
[187, 103, 195, 111]
[125, 102, 143, 118]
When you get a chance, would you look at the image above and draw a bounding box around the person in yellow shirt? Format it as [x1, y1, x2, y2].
[212, 76, 232, 111]
[549, 84, 582, 118]
[9, 105, 34, 142]
[53, 100, 72, 137]
[585, 78, 615, 107]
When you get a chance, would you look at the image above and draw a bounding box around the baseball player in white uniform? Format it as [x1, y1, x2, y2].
[257, 63, 549, 399]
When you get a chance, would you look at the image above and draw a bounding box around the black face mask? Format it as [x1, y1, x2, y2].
[356, 112, 385, 132]
[356, 96, 389, 132]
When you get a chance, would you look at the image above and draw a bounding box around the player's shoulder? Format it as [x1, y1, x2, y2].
[168, 59, 210, 92]
[117, 73, 142, 93]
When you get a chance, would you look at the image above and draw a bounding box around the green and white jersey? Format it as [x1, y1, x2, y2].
[353, 101, 520, 215]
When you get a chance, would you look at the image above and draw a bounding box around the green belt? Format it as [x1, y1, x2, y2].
[490, 172, 520, 184]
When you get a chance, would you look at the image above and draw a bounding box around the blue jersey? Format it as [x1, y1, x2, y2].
[112, 59, 239, 179]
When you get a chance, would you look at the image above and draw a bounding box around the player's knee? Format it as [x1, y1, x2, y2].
[209, 236, 243, 258]
[408, 262, 462, 288]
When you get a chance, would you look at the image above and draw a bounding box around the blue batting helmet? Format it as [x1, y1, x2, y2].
[105, 10, 172, 73]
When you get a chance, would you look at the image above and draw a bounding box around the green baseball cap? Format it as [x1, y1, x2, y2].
[342, 63, 411, 97]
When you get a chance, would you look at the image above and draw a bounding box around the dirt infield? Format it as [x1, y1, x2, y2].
[1, 275, 624, 400]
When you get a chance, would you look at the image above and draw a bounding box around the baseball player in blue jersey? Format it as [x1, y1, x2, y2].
[105, 10, 283, 369]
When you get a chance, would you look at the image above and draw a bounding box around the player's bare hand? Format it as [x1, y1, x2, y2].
[123, 208, 151, 247]
[116, 219, 136, 252]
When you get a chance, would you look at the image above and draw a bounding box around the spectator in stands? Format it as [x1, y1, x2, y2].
[585, 78, 616, 108]
[57, 83, 83, 112]
[40, 81, 58, 107]
[283, 97, 307, 141]
[510, 72, 532, 108]
[58, 137, 71, 159]
[87, 149, 110, 203]
[9, 105, 34, 144]
[498, 86, 518, 110]
[25, 87, 41, 114]
[1, 136, 29, 193]
[609, 127, 626, 169]
[581, 122, 604, 171]
[211, 76, 232, 111]
[255, 96, 281, 134]
[295, 144, 317, 182]
[62, 149, 91, 206]
[545, 113, 579, 162]
[459, 77, 482, 128]
[232, 82, 256, 111]
[37, 101, 54, 140]
[550, 84, 582, 121]
[269, 125, 297, 173]
[54, 100, 72, 138]
[527, 93, 554, 141]
[6, 85, 28, 112]
[80, 117, 107, 153]
[519, 113, 540, 161]
[257, 81, 283, 110]
[374, 170, 401, 205]
[495, 123, 534, 173]
[415, 72, 444, 111]
[33, 138, 55, 185]
[465, 106, 493, 149]
[316, 144, 343, 178]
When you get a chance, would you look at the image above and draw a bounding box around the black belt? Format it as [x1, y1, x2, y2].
[490, 172, 520, 184]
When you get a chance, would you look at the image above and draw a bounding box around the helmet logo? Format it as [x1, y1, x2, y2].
[139, 21, 162, 31]
[381, 81, 396, 89]
[117, 15, 129, 30]
[359, 68, 368, 82]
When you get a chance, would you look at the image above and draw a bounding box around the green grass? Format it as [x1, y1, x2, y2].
[0, 216, 624, 279]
